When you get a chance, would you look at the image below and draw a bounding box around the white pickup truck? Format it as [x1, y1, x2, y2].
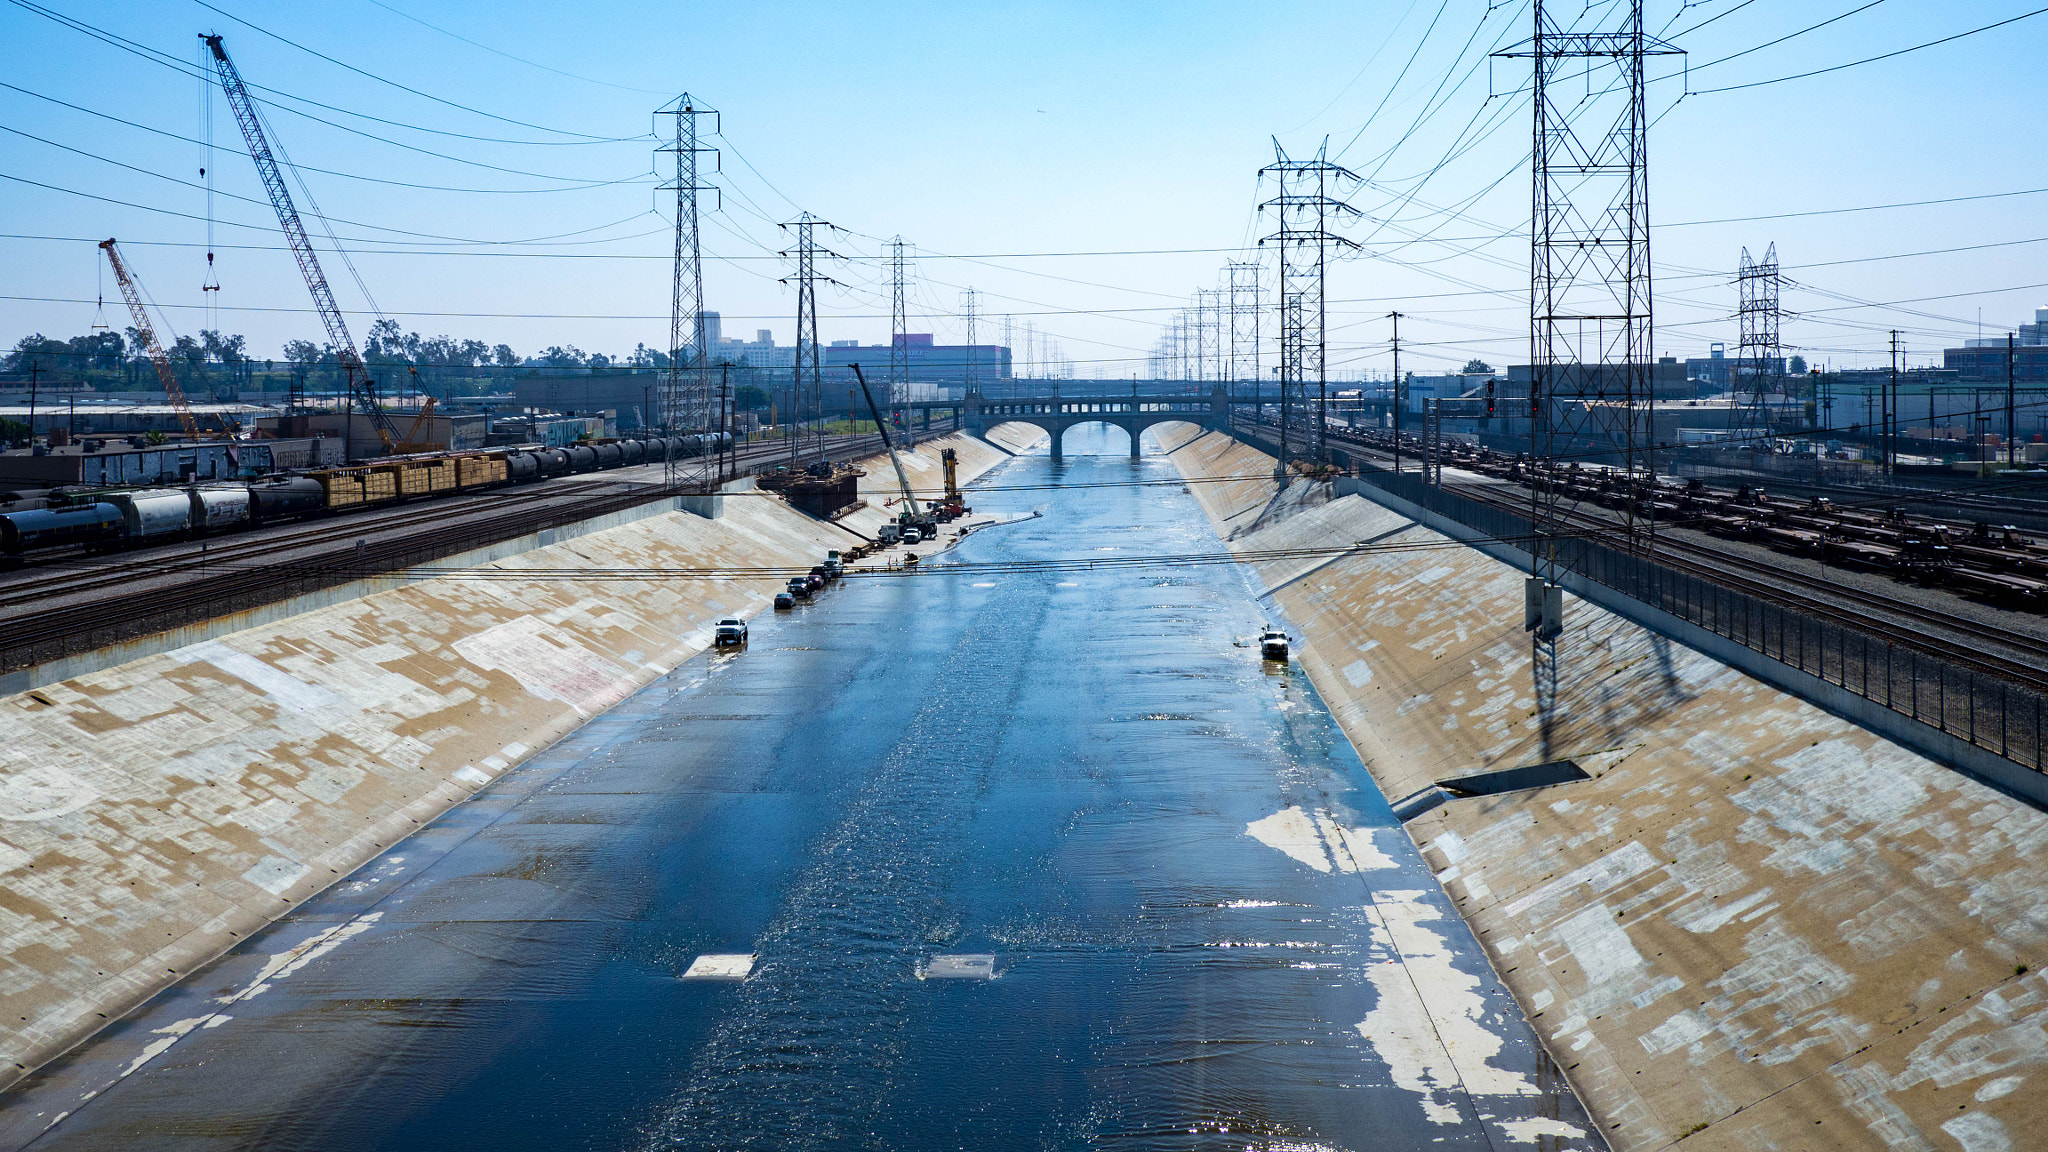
[1259, 628, 1290, 661]
[713, 617, 748, 647]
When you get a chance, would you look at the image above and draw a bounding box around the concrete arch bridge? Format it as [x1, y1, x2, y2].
[964, 387, 1230, 459]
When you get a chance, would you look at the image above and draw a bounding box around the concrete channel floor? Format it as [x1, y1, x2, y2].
[0, 427, 1597, 1151]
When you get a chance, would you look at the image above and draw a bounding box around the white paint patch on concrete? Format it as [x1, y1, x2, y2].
[681, 953, 756, 980]
[227, 912, 383, 1004]
[1343, 658, 1374, 687]
[239, 855, 311, 897]
[170, 640, 340, 713]
[0, 763, 98, 822]
[1502, 840, 1657, 922]
[453, 615, 633, 715]
[1247, 807, 1333, 873]
[1549, 904, 1647, 986]
[1942, 1113, 2014, 1152]
[1358, 891, 1550, 1129]
[1496, 1117, 1592, 1144]
[1248, 806, 1398, 873]
[453, 766, 492, 787]
[1976, 1076, 2025, 1101]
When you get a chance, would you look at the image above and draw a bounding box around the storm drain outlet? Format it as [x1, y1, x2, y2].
[1393, 759, 1590, 822]
[1437, 758, 1588, 798]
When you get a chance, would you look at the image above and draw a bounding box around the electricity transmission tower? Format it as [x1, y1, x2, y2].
[1228, 262, 1260, 387]
[1192, 292, 1214, 383]
[1735, 243, 1781, 449]
[1501, 1, 1679, 631]
[963, 287, 979, 396]
[780, 212, 834, 466]
[1260, 142, 1359, 474]
[659, 95, 718, 464]
[889, 237, 911, 408]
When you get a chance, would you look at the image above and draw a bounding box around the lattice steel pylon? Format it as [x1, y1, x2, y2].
[1260, 141, 1359, 474]
[779, 212, 834, 466]
[1735, 243, 1781, 448]
[963, 287, 979, 395]
[1500, 2, 1680, 620]
[1228, 262, 1260, 387]
[658, 95, 719, 458]
[889, 237, 911, 407]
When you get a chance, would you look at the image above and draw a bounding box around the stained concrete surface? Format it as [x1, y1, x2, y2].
[0, 434, 1004, 1089]
[0, 428, 1596, 1151]
[1164, 428, 2048, 1152]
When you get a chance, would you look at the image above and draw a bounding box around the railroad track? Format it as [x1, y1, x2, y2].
[1444, 480, 2048, 695]
[0, 426, 919, 673]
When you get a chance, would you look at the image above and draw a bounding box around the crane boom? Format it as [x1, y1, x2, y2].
[850, 363, 921, 517]
[201, 32, 397, 448]
[99, 239, 202, 441]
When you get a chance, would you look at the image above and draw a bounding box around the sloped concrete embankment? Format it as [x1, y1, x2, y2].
[0, 432, 1006, 1088]
[1160, 426, 2048, 1152]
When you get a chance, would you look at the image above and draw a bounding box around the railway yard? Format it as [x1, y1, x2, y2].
[0, 425, 927, 677]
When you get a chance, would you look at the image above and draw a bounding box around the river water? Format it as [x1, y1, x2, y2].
[2, 425, 1598, 1151]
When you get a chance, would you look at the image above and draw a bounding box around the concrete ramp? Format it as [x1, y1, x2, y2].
[1169, 430, 2048, 1152]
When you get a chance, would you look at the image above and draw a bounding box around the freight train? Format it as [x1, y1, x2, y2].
[0, 434, 731, 559]
[1307, 420, 2048, 612]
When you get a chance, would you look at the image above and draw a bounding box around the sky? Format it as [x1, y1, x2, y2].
[1, 0, 2044, 379]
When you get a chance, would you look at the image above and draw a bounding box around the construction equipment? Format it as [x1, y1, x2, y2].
[851, 364, 935, 544]
[202, 33, 400, 453]
[98, 239, 203, 441]
[937, 447, 969, 521]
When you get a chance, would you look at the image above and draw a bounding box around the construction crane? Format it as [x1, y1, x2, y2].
[99, 239, 202, 441]
[201, 32, 400, 453]
[850, 363, 934, 543]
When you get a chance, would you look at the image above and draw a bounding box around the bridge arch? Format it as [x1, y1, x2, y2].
[1055, 420, 1137, 458]
[967, 391, 1229, 460]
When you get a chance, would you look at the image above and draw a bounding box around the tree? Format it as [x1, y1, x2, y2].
[1789, 354, 1807, 375]
[734, 384, 770, 411]
[1461, 359, 1494, 375]
[492, 344, 519, 369]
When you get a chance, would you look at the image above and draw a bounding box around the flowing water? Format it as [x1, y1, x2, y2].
[2, 425, 1598, 1151]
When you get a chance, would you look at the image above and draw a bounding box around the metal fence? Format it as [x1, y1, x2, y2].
[1362, 471, 2048, 776]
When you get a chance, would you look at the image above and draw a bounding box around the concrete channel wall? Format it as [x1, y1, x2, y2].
[0, 433, 1010, 1088]
[1158, 425, 2048, 1152]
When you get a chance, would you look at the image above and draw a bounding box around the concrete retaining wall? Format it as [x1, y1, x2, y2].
[1165, 430, 2048, 1152]
[0, 433, 1006, 1087]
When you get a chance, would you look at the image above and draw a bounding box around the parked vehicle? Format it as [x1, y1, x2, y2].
[774, 591, 795, 610]
[713, 617, 748, 646]
[1259, 628, 1290, 661]
[787, 578, 812, 601]
[805, 573, 825, 594]
[902, 527, 923, 546]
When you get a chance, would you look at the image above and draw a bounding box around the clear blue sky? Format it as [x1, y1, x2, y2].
[2, 0, 2043, 377]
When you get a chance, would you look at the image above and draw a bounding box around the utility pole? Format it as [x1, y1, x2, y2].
[1260, 141, 1359, 477]
[1501, 0, 1679, 627]
[26, 361, 39, 445]
[2009, 332, 2018, 467]
[1390, 311, 1404, 476]
[780, 212, 834, 469]
[1888, 330, 1901, 482]
[659, 94, 719, 470]
[889, 237, 910, 408]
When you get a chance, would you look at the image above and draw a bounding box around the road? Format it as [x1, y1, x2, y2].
[0, 425, 1597, 1151]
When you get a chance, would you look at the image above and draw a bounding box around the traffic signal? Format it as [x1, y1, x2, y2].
[1485, 380, 1496, 418]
